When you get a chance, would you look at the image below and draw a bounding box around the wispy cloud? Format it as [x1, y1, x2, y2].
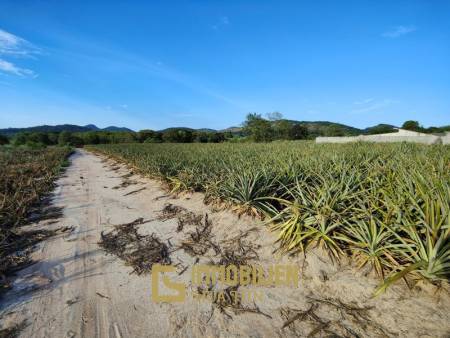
[351, 99, 397, 114]
[212, 16, 230, 30]
[0, 29, 40, 57]
[113, 51, 244, 108]
[34, 31, 246, 109]
[0, 28, 39, 77]
[0, 58, 35, 77]
[382, 25, 416, 38]
[61, 47, 245, 109]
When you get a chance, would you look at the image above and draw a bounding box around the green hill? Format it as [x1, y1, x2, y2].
[0, 124, 133, 136]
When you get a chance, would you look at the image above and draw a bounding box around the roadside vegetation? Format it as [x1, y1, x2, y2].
[0, 147, 73, 294]
[3, 115, 448, 149]
[87, 141, 450, 294]
[0, 113, 310, 147]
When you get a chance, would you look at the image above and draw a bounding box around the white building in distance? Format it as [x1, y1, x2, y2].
[316, 129, 450, 145]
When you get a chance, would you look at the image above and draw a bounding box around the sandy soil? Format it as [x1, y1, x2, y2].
[1, 149, 449, 338]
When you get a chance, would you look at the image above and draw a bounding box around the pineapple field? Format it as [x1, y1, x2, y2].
[87, 141, 450, 294]
[1, 144, 449, 337]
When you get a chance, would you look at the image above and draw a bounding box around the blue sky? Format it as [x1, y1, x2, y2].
[0, 0, 449, 130]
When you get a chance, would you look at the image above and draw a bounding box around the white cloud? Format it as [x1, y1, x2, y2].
[0, 58, 35, 77]
[382, 25, 416, 38]
[0, 29, 39, 77]
[0, 29, 39, 56]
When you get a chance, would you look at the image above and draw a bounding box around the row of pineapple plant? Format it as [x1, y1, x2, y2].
[87, 141, 449, 294]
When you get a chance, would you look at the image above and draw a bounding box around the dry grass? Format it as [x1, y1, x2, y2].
[280, 296, 394, 337]
[0, 320, 27, 338]
[0, 147, 72, 293]
[98, 218, 171, 275]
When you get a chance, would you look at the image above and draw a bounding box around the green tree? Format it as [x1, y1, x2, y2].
[288, 124, 308, 140]
[58, 131, 83, 146]
[48, 132, 59, 145]
[144, 135, 163, 143]
[325, 125, 346, 136]
[208, 132, 225, 143]
[82, 131, 100, 144]
[58, 131, 73, 145]
[137, 129, 157, 143]
[28, 132, 50, 145]
[0, 134, 9, 145]
[103, 132, 135, 144]
[273, 119, 291, 139]
[266, 111, 283, 121]
[366, 125, 396, 135]
[402, 120, 421, 131]
[13, 133, 29, 146]
[69, 135, 84, 147]
[194, 132, 209, 143]
[224, 131, 233, 139]
[243, 113, 274, 142]
[162, 129, 194, 143]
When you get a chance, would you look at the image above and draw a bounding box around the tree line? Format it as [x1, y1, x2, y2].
[0, 113, 310, 147]
[1, 129, 233, 148]
[400, 120, 450, 134]
[0, 115, 448, 148]
[242, 113, 308, 142]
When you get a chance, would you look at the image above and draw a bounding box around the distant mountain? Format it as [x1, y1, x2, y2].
[219, 121, 362, 137]
[196, 128, 217, 133]
[84, 124, 100, 130]
[220, 126, 243, 134]
[156, 127, 247, 135]
[157, 127, 196, 133]
[362, 124, 398, 135]
[0, 124, 92, 136]
[221, 121, 398, 137]
[103, 126, 134, 132]
[293, 121, 361, 137]
[157, 127, 221, 133]
[2, 121, 433, 139]
[0, 124, 134, 136]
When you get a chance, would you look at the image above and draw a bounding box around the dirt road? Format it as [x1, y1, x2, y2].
[1, 149, 449, 338]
